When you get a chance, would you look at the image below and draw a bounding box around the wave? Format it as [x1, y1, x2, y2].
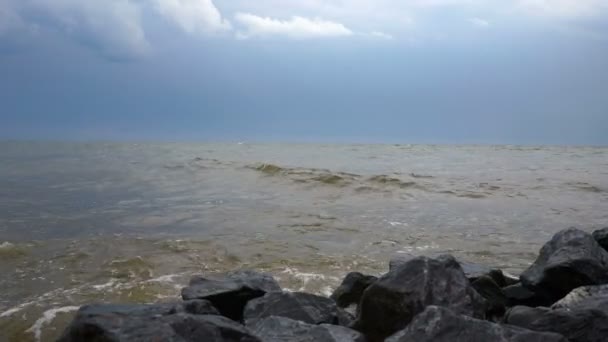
[246, 162, 511, 200]
[566, 182, 605, 193]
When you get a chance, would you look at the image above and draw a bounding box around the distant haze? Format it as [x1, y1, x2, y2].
[1, 0, 607, 145]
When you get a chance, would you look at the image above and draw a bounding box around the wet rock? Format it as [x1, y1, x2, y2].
[505, 305, 608, 342]
[520, 228, 608, 304]
[353, 255, 486, 341]
[386, 306, 567, 342]
[551, 284, 608, 312]
[330, 272, 377, 308]
[244, 291, 351, 326]
[250, 316, 367, 342]
[58, 304, 260, 342]
[471, 275, 507, 319]
[389, 253, 516, 284]
[503, 283, 551, 307]
[592, 227, 608, 252]
[488, 269, 519, 288]
[181, 270, 281, 321]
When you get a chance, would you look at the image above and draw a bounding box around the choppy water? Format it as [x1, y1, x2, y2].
[1, 141, 607, 341]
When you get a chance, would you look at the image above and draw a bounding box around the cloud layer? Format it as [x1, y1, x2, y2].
[235, 13, 353, 39]
[1, 0, 607, 59]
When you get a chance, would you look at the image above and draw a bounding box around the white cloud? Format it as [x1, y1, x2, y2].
[154, 0, 231, 35]
[469, 17, 490, 28]
[368, 31, 394, 40]
[234, 13, 353, 39]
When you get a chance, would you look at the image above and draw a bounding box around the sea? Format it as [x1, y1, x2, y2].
[1, 141, 607, 341]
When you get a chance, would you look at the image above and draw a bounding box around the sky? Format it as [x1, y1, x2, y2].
[0, 0, 607, 145]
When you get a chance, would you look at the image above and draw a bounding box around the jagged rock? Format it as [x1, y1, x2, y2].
[487, 269, 519, 288]
[250, 316, 366, 342]
[58, 304, 260, 342]
[244, 291, 351, 326]
[520, 228, 608, 304]
[386, 306, 567, 342]
[181, 270, 281, 321]
[330, 272, 377, 308]
[505, 305, 608, 342]
[471, 275, 507, 318]
[389, 253, 516, 284]
[353, 255, 486, 341]
[503, 283, 551, 307]
[551, 284, 608, 312]
[592, 227, 608, 252]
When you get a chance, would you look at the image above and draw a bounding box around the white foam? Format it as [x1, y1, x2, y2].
[26, 306, 79, 342]
[0, 300, 36, 318]
[0, 241, 15, 249]
[91, 279, 117, 290]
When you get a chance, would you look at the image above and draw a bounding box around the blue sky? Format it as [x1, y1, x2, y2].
[1, 0, 607, 145]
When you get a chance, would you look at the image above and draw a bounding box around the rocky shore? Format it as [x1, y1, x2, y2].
[58, 227, 608, 342]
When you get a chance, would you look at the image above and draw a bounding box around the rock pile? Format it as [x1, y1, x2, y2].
[58, 227, 608, 341]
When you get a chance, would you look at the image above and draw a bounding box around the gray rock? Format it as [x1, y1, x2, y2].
[386, 306, 567, 342]
[592, 227, 608, 252]
[471, 275, 507, 319]
[520, 228, 608, 304]
[551, 284, 608, 312]
[503, 283, 551, 307]
[331, 272, 377, 308]
[250, 316, 367, 342]
[244, 291, 351, 326]
[353, 255, 486, 341]
[389, 253, 517, 284]
[58, 304, 260, 342]
[505, 305, 608, 342]
[181, 270, 281, 321]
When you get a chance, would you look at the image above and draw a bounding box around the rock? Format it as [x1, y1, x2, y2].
[551, 284, 608, 312]
[353, 255, 486, 341]
[330, 272, 377, 308]
[592, 227, 608, 252]
[250, 316, 367, 342]
[503, 283, 552, 307]
[181, 270, 281, 321]
[386, 306, 567, 342]
[244, 291, 351, 326]
[390, 253, 516, 284]
[58, 304, 260, 342]
[505, 305, 608, 342]
[520, 228, 608, 304]
[471, 275, 507, 319]
[488, 269, 519, 288]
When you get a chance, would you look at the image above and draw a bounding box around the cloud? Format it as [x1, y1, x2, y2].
[154, 0, 231, 35]
[2, 0, 149, 60]
[368, 31, 394, 40]
[517, 0, 608, 18]
[234, 13, 353, 39]
[468, 17, 490, 28]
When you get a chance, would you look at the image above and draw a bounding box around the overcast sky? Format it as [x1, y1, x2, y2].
[1, 0, 607, 145]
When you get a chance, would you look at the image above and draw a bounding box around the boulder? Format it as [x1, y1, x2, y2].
[505, 305, 608, 342]
[330, 272, 377, 308]
[503, 283, 552, 307]
[244, 291, 351, 326]
[520, 228, 608, 304]
[181, 270, 281, 321]
[250, 316, 366, 342]
[386, 306, 567, 342]
[471, 275, 507, 319]
[551, 284, 608, 312]
[389, 253, 516, 284]
[58, 304, 260, 342]
[353, 255, 486, 341]
[592, 227, 608, 252]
